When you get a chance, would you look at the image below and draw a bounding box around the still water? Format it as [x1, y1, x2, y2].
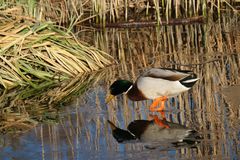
[0, 16, 240, 159]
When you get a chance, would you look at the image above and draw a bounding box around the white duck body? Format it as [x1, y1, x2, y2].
[136, 68, 199, 99]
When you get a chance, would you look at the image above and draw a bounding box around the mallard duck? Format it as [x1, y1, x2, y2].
[108, 117, 202, 148]
[106, 68, 199, 112]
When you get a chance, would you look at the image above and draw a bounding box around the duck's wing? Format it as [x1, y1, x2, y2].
[141, 68, 193, 81]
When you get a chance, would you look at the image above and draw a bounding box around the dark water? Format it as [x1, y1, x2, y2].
[1, 16, 240, 160]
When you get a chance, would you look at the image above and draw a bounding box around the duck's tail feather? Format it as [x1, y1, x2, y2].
[180, 73, 199, 88]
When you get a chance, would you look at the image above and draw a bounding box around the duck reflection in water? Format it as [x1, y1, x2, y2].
[108, 116, 202, 149]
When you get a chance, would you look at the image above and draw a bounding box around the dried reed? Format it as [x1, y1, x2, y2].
[0, 19, 113, 90]
[2, 0, 239, 27]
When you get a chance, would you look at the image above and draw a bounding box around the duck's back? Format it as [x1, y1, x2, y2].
[140, 68, 191, 80]
[136, 68, 198, 99]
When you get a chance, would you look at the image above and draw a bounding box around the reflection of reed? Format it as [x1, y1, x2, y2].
[0, 70, 109, 135]
[2, 17, 239, 159]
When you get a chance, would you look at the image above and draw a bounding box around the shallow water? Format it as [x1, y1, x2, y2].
[1, 16, 240, 160]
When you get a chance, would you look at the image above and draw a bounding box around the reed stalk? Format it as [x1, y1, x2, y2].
[2, 0, 239, 27]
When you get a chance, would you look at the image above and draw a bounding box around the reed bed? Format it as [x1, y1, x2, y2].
[1, 0, 239, 27]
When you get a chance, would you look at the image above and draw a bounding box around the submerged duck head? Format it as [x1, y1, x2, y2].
[106, 80, 133, 103]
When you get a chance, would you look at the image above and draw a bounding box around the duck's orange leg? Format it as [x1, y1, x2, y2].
[149, 96, 168, 119]
[149, 96, 168, 112]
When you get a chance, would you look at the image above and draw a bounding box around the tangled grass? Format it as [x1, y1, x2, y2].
[0, 19, 114, 90]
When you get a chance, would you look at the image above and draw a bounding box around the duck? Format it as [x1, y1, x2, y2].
[106, 68, 199, 112]
[107, 117, 202, 148]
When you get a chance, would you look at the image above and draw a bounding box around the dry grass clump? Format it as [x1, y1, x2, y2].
[0, 18, 113, 90]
